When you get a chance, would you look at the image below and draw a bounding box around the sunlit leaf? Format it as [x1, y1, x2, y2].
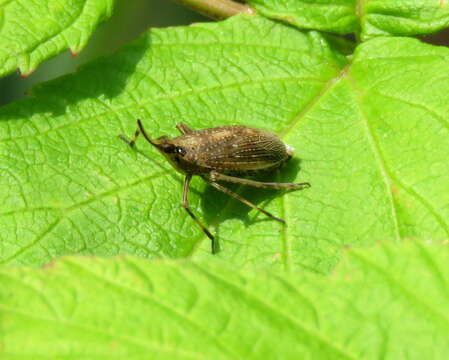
[1, 242, 448, 359]
[0, 16, 448, 273]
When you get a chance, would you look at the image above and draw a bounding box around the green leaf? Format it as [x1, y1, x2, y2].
[1, 16, 448, 273]
[247, 0, 358, 34]
[1, 242, 448, 359]
[362, 0, 449, 40]
[0, 0, 115, 77]
[248, 0, 449, 40]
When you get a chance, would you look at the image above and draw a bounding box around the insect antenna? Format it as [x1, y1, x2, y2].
[135, 119, 159, 147]
[135, 119, 151, 144]
[119, 119, 160, 148]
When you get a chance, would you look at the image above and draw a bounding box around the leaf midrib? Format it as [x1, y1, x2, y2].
[346, 74, 402, 243]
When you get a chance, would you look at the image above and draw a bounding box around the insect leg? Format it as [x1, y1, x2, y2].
[176, 123, 194, 135]
[119, 119, 161, 149]
[210, 171, 310, 190]
[118, 129, 140, 147]
[204, 177, 286, 224]
[182, 175, 217, 254]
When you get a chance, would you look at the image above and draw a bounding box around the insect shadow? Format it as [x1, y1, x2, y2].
[201, 157, 303, 238]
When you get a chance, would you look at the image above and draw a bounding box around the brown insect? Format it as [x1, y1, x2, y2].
[120, 119, 310, 253]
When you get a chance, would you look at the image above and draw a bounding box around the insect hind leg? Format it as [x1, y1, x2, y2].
[209, 171, 310, 190]
[203, 176, 286, 224]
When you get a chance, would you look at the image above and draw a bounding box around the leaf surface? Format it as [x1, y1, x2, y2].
[0, 0, 115, 77]
[246, 0, 357, 34]
[1, 242, 448, 359]
[361, 0, 449, 40]
[0, 16, 448, 273]
[248, 0, 449, 39]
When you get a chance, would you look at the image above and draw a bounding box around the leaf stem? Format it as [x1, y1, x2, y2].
[173, 0, 255, 20]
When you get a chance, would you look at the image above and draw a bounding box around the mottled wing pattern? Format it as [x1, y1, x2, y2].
[193, 126, 288, 171]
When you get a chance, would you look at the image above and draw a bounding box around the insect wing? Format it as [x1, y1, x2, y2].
[195, 126, 288, 171]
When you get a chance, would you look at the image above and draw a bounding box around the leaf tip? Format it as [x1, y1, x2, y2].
[18, 67, 35, 78]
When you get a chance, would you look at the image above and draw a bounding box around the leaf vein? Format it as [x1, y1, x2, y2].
[64, 260, 240, 359]
[347, 75, 402, 243]
[1, 76, 325, 144]
[192, 264, 357, 360]
[350, 251, 449, 329]
[0, 304, 202, 359]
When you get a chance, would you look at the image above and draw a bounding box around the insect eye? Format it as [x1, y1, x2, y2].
[175, 147, 186, 156]
[161, 144, 175, 153]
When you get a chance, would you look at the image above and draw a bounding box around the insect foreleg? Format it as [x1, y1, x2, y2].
[118, 121, 142, 147]
[209, 171, 310, 190]
[182, 175, 217, 253]
[203, 176, 286, 224]
[127, 128, 141, 147]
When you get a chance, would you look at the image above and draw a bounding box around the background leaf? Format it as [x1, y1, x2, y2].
[247, 0, 358, 34]
[361, 0, 449, 40]
[1, 15, 448, 273]
[1, 242, 448, 359]
[0, 0, 115, 77]
[248, 0, 449, 40]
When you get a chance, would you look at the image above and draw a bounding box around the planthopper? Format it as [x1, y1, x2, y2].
[119, 119, 310, 254]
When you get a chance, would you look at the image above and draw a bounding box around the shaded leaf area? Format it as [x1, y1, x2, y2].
[248, 0, 449, 40]
[0, 0, 115, 77]
[1, 242, 448, 359]
[1, 15, 448, 273]
[247, 0, 357, 34]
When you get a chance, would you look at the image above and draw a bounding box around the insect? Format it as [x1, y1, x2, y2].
[120, 119, 310, 254]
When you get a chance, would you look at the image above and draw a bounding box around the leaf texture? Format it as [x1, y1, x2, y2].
[248, 0, 449, 39]
[0, 16, 448, 273]
[0, 0, 115, 77]
[1, 242, 448, 359]
[247, 0, 357, 34]
[361, 0, 449, 40]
